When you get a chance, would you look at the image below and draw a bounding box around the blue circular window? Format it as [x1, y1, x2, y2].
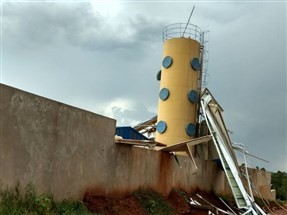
[188, 90, 198, 103]
[159, 88, 170, 101]
[191, 58, 200, 71]
[162, 56, 173, 68]
[157, 121, 167, 134]
[186, 123, 196, 136]
[156, 70, 161, 81]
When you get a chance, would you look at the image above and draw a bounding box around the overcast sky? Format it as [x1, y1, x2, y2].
[1, 1, 286, 172]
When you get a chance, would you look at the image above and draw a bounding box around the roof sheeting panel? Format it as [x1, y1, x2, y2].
[116, 126, 148, 140]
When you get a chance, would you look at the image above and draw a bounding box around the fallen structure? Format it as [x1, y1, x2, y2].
[200, 89, 266, 214]
[119, 22, 272, 214]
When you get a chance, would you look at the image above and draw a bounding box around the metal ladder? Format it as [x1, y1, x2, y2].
[200, 89, 264, 215]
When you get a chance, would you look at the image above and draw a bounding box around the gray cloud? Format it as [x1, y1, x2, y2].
[2, 2, 162, 105]
[112, 102, 155, 126]
[3, 2, 164, 52]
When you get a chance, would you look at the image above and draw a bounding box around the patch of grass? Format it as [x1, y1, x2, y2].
[55, 200, 94, 215]
[134, 189, 174, 215]
[0, 183, 95, 215]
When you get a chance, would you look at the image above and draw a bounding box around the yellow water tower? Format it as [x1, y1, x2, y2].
[156, 23, 203, 145]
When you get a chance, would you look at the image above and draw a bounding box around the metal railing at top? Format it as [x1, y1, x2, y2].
[162, 23, 202, 43]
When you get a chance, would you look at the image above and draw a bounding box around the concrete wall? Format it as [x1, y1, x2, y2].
[0, 84, 273, 201]
[0, 84, 116, 200]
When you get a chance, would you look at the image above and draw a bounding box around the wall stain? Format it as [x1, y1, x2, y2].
[157, 152, 171, 196]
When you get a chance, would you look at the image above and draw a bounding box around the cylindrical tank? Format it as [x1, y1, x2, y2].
[156, 30, 201, 145]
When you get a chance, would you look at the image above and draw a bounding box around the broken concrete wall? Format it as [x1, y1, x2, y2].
[243, 168, 275, 200]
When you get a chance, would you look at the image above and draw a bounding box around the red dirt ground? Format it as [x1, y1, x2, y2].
[262, 202, 287, 215]
[84, 189, 287, 215]
[84, 194, 146, 215]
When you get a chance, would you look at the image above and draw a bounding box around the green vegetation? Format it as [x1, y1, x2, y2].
[271, 171, 287, 201]
[134, 189, 174, 215]
[0, 183, 94, 215]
